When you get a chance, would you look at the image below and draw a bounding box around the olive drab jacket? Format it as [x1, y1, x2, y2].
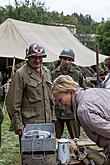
[6, 63, 55, 133]
[51, 65, 86, 119]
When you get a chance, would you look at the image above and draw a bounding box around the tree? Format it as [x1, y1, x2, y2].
[0, 0, 99, 52]
[96, 21, 110, 55]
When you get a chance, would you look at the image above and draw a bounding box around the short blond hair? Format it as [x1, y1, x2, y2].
[52, 75, 79, 93]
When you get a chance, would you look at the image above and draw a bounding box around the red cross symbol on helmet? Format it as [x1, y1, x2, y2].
[33, 43, 43, 54]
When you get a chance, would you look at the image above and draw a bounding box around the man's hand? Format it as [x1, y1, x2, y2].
[18, 127, 24, 135]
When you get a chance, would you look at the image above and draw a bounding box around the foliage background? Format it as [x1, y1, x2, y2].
[0, 111, 19, 165]
[0, 0, 110, 54]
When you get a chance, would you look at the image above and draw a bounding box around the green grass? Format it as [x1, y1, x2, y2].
[0, 112, 20, 165]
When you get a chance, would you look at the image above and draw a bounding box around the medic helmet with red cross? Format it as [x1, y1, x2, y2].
[25, 43, 47, 58]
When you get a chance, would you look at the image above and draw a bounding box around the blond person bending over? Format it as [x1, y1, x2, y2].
[52, 74, 110, 161]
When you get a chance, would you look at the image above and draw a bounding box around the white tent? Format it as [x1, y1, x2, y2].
[0, 18, 107, 67]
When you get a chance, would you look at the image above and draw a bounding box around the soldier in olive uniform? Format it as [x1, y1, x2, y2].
[51, 48, 86, 139]
[6, 43, 56, 148]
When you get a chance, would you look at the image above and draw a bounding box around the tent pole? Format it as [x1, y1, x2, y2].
[11, 57, 16, 78]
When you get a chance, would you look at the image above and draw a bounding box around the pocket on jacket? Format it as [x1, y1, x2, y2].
[22, 107, 39, 119]
[26, 82, 42, 103]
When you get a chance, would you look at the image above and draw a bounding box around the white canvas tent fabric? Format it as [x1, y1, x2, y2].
[0, 18, 107, 66]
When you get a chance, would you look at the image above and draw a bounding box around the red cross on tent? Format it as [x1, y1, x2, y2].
[33, 43, 43, 53]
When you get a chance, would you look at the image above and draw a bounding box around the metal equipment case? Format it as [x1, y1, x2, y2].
[22, 152, 56, 165]
[21, 123, 56, 165]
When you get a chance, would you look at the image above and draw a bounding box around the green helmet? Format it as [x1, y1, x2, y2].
[25, 43, 47, 58]
[59, 48, 75, 61]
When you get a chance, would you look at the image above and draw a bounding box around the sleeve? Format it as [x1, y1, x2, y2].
[79, 72, 86, 89]
[78, 106, 110, 140]
[8, 71, 24, 131]
[46, 68, 57, 122]
[50, 97, 57, 122]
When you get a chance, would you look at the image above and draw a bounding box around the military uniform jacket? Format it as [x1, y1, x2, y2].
[6, 63, 55, 132]
[51, 65, 86, 119]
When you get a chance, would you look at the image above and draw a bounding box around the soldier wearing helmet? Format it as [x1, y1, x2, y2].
[51, 48, 86, 139]
[59, 48, 75, 61]
[25, 43, 47, 58]
[6, 42, 56, 151]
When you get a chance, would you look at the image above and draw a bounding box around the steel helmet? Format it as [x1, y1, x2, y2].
[59, 48, 75, 61]
[25, 43, 47, 58]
